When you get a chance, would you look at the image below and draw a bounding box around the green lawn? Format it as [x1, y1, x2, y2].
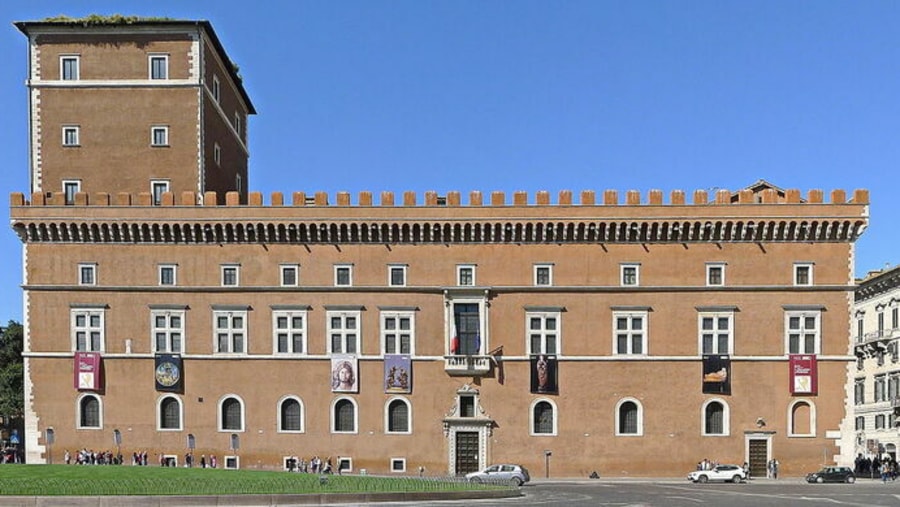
[0, 465, 505, 496]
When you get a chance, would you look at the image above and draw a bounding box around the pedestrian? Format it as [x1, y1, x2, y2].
[64, 449, 70, 465]
[200, 454, 206, 468]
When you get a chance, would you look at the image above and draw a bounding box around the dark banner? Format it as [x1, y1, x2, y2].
[74, 352, 102, 391]
[155, 354, 183, 393]
[702, 354, 730, 394]
[384, 354, 412, 393]
[789, 354, 817, 395]
[530, 354, 558, 394]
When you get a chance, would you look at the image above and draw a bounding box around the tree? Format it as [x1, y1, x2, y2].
[0, 321, 23, 419]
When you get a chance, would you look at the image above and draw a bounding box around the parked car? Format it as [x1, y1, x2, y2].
[466, 464, 530, 486]
[688, 464, 746, 483]
[806, 466, 856, 483]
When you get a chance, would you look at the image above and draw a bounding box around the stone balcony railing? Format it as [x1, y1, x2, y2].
[444, 355, 492, 376]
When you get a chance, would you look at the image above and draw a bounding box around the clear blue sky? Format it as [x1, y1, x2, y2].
[1, 1, 897, 323]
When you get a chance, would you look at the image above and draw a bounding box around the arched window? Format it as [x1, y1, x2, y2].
[789, 400, 815, 436]
[615, 398, 642, 436]
[531, 399, 556, 435]
[332, 398, 357, 433]
[702, 400, 729, 436]
[386, 398, 410, 433]
[78, 394, 101, 429]
[219, 396, 244, 431]
[279, 397, 303, 432]
[158, 396, 182, 430]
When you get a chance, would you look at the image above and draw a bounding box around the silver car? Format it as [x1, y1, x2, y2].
[466, 464, 531, 486]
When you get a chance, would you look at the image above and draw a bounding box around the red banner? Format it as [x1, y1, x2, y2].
[74, 352, 102, 391]
[789, 354, 817, 395]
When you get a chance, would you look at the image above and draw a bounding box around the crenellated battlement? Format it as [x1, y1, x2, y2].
[8, 187, 871, 208]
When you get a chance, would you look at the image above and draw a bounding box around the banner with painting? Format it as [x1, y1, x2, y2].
[331, 355, 358, 393]
[154, 354, 184, 393]
[530, 354, 558, 394]
[384, 354, 412, 393]
[789, 354, 817, 395]
[702, 354, 730, 394]
[74, 352, 102, 391]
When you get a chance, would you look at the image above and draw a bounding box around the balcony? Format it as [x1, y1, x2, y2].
[444, 355, 492, 376]
[855, 330, 893, 355]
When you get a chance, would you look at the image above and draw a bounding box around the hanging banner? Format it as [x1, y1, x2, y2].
[530, 354, 558, 394]
[702, 355, 730, 394]
[74, 352, 102, 391]
[789, 354, 818, 395]
[384, 354, 412, 393]
[155, 354, 184, 393]
[331, 355, 359, 393]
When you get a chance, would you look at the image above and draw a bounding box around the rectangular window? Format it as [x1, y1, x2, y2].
[854, 379, 865, 405]
[457, 265, 475, 286]
[151, 180, 170, 206]
[613, 311, 647, 355]
[334, 265, 353, 287]
[214, 143, 221, 166]
[785, 310, 820, 354]
[857, 318, 864, 340]
[212, 75, 221, 102]
[151, 126, 169, 146]
[875, 375, 887, 402]
[534, 264, 553, 287]
[234, 112, 242, 136]
[62, 125, 80, 146]
[149, 54, 168, 80]
[214, 310, 246, 354]
[382, 312, 413, 355]
[390, 458, 406, 473]
[388, 265, 407, 287]
[273, 310, 306, 355]
[159, 264, 177, 286]
[152, 310, 184, 353]
[876, 414, 886, 430]
[61, 55, 79, 80]
[855, 416, 864, 431]
[893, 307, 899, 330]
[706, 263, 725, 286]
[281, 265, 299, 287]
[888, 374, 900, 402]
[236, 173, 242, 193]
[459, 395, 475, 417]
[63, 180, 81, 205]
[328, 311, 360, 354]
[878, 312, 885, 335]
[620, 264, 640, 286]
[527, 312, 559, 355]
[221, 264, 240, 287]
[794, 263, 814, 286]
[72, 309, 104, 352]
[698, 312, 733, 354]
[78, 263, 96, 286]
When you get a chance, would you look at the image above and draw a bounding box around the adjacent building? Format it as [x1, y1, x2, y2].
[10, 17, 870, 477]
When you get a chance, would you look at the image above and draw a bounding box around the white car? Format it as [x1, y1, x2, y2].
[688, 464, 746, 483]
[466, 464, 530, 486]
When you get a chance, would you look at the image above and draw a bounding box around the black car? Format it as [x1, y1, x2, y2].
[805, 466, 856, 483]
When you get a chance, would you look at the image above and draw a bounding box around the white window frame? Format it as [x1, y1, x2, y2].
[213, 309, 247, 355]
[63, 180, 81, 205]
[331, 397, 359, 434]
[612, 310, 648, 355]
[151, 180, 170, 206]
[787, 399, 816, 437]
[149, 54, 169, 80]
[62, 125, 80, 146]
[784, 309, 821, 355]
[272, 309, 307, 355]
[224, 455, 240, 470]
[337, 457, 353, 474]
[234, 112, 242, 136]
[157, 395, 183, 431]
[159, 264, 177, 286]
[793, 262, 814, 286]
[78, 263, 97, 286]
[221, 264, 240, 287]
[529, 398, 558, 436]
[212, 75, 221, 102]
[526, 311, 561, 355]
[334, 264, 353, 287]
[60, 55, 80, 80]
[698, 311, 734, 355]
[327, 310, 360, 354]
[151, 309, 185, 354]
[76, 393, 102, 430]
[381, 311, 415, 356]
[384, 396, 412, 434]
[71, 308, 105, 352]
[388, 265, 407, 287]
[706, 263, 725, 287]
[614, 397, 643, 436]
[700, 398, 730, 436]
[457, 264, 476, 286]
[534, 264, 553, 287]
[217, 394, 246, 432]
[151, 126, 169, 147]
[620, 263, 640, 286]
[277, 395, 305, 433]
[280, 264, 299, 287]
[390, 458, 406, 473]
